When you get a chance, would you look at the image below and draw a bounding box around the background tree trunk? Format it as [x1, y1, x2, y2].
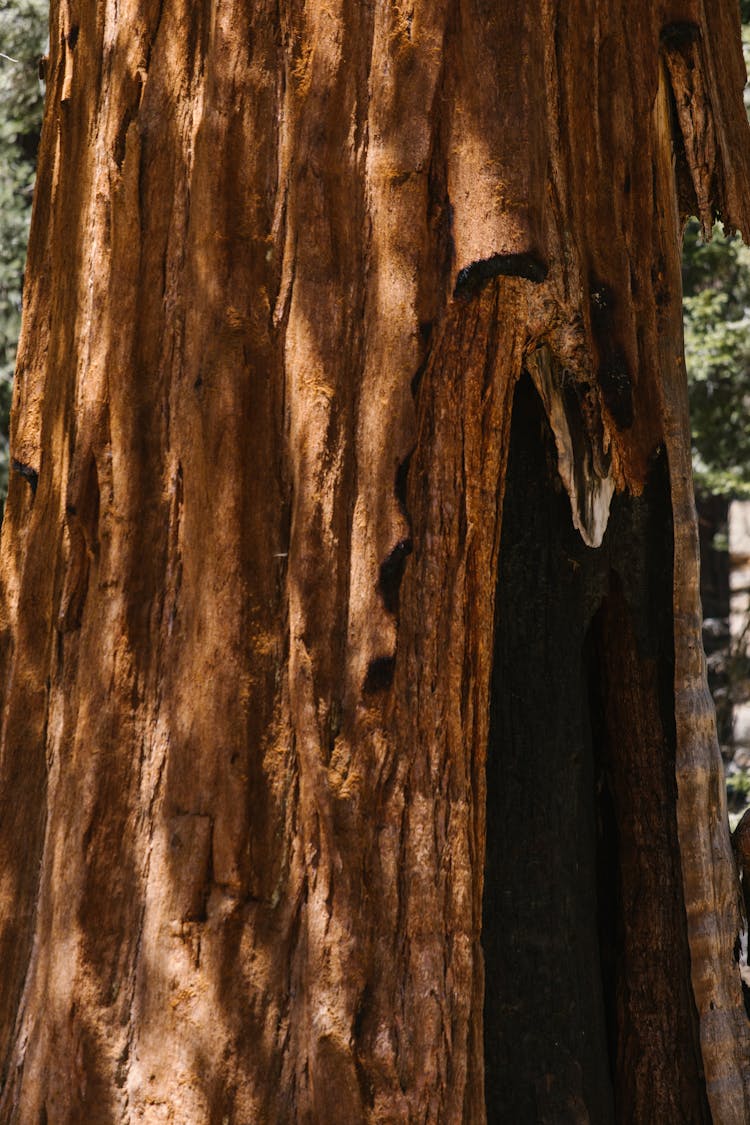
[1, 1, 750, 1121]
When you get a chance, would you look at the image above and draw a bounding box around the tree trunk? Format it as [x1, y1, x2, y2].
[1, 1, 750, 1121]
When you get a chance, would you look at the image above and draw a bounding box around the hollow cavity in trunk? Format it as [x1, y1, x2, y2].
[483, 373, 708, 1123]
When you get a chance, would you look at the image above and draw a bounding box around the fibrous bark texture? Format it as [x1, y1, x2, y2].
[1, 1, 750, 1122]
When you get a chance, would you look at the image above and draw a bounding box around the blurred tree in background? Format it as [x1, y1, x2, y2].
[681, 16, 750, 797]
[0, 0, 47, 510]
[682, 17, 750, 499]
[683, 220, 750, 499]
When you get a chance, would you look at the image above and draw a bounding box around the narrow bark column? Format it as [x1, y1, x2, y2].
[447, 0, 547, 279]
[348, 0, 450, 699]
[361, 281, 526, 1122]
[593, 579, 709, 1122]
[0, 0, 148, 1106]
[654, 56, 750, 1117]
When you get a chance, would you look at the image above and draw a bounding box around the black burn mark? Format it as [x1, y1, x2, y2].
[660, 22, 701, 50]
[352, 984, 377, 1112]
[454, 253, 548, 298]
[67, 25, 80, 49]
[113, 73, 144, 170]
[651, 255, 671, 313]
[12, 460, 39, 495]
[661, 62, 702, 222]
[598, 357, 633, 430]
[411, 357, 428, 399]
[363, 656, 396, 694]
[410, 329, 434, 400]
[395, 451, 414, 519]
[378, 538, 413, 615]
[426, 133, 455, 301]
[589, 279, 634, 430]
[326, 698, 342, 757]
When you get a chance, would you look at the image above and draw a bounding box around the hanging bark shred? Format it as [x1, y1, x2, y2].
[0, 0, 750, 1121]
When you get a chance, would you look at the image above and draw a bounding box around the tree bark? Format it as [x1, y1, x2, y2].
[1, 1, 750, 1121]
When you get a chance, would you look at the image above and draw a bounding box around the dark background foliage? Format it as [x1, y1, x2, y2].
[0, 0, 47, 507]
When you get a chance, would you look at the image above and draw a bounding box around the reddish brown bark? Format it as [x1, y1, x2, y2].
[1, 1, 750, 1121]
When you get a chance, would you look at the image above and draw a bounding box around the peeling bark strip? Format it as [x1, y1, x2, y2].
[0, 1, 749, 1122]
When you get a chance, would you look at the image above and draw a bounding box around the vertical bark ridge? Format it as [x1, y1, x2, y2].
[348, 0, 450, 704]
[447, 0, 547, 280]
[375, 283, 526, 1122]
[654, 58, 750, 1121]
[0, 0, 107, 1108]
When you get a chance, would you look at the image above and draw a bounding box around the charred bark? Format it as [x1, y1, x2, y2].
[1, 1, 750, 1122]
[484, 377, 708, 1122]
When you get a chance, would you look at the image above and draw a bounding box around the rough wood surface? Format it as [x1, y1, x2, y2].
[1, 1, 750, 1121]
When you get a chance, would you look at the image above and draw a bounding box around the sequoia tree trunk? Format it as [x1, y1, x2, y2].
[2, 1, 750, 1122]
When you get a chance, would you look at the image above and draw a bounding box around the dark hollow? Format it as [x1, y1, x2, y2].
[362, 655, 396, 694]
[483, 374, 708, 1123]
